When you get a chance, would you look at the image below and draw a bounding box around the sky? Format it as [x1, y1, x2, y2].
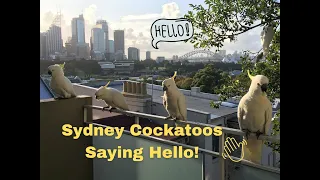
[40, 0, 263, 59]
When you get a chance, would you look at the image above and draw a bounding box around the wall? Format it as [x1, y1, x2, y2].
[146, 84, 239, 104]
[93, 124, 203, 180]
[229, 163, 280, 180]
[40, 96, 93, 180]
[73, 84, 122, 120]
[151, 102, 215, 180]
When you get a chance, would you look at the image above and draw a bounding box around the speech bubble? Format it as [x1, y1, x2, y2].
[150, 18, 194, 49]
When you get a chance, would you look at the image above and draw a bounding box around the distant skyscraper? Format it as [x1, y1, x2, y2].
[114, 30, 125, 55]
[109, 40, 114, 53]
[96, 20, 109, 53]
[40, 32, 47, 59]
[71, 14, 89, 58]
[91, 24, 105, 52]
[128, 47, 140, 60]
[46, 25, 63, 55]
[146, 51, 151, 60]
[71, 14, 85, 44]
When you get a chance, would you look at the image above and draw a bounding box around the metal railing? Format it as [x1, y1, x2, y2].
[83, 105, 280, 180]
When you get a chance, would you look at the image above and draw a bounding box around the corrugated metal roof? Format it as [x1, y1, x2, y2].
[40, 76, 55, 100]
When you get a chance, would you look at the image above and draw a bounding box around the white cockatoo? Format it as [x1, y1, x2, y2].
[48, 62, 77, 99]
[237, 70, 273, 164]
[260, 24, 275, 57]
[95, 81, 130, 112]
[162, 71, 187, 127]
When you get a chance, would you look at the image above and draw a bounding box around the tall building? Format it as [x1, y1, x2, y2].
[128, 47, 140, 61]
[172, 55, 179, 60]
[71, 14, 89, 59]
[146, 51, 151, 60]
[91, 24, 105, 52]
[96, 20, 109, 53]
[46, 25, 63, 56]
[40, 32, 47, 59]
[71, 14, 85, 44]
[114, 30, 125, 55]
[108, 40, 114, 53]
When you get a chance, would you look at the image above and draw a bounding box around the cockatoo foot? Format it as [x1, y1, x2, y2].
[255, 130, 263, 140]
[108, 107, 116, 113]
[102, 106, 110, 112]
[244, 129, 251, 140]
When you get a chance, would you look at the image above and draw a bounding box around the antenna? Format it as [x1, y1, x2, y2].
[52, 4, 62, 27]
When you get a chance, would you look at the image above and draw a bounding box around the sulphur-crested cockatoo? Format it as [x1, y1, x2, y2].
[260, 24, 275, 57]
[48, 62, 77, 99]
[95, 81, 130, 112]
[237, 70, 273, 164]
[162, 71, 187, 127]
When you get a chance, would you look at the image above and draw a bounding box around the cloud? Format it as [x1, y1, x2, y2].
[40, 2, 262, 59]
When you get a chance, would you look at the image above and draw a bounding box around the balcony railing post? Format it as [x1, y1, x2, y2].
[219, 133, 225, 180]
[135, 116, 139, 124]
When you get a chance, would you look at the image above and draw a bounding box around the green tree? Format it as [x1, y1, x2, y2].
[191, 64, 227, 93]
[185, 0, 280, 153]
[176, 77, 193, 90]
[134, 61, 145, 71]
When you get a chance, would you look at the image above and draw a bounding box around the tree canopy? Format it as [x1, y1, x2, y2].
[185, 0, 280, 153]
[191, 64, 228, 93]
[40, 60, 102, 76]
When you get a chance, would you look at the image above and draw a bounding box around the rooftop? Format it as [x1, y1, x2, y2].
[82, 82, 238, 117]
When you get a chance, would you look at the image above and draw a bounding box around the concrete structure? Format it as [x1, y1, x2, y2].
[108, 40, 114, 53]
[122, 81, 151, 112]
[76, 43, 90, 59]
[96, 20, 109, 53]
[46, 25, 63, 56]
[71, 14, 88, 59]
[98, 61, 115, 74]
[146, 51, 151, 60]
[91, 51, 105, 60]
[114, 30, 125, 55]
[91, 24, 105, 53]
[72, 14, 85, 44]
[40, 96, 93, 180]
[113, 60, 134, 74]
[128, 47, 140, 61]
[40, 32, 47, 59]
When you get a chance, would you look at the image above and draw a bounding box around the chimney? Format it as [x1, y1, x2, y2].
[122, 81, 152, 113]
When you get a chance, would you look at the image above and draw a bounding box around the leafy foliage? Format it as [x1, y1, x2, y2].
[191, 64, 228, 93]
[185, 0, 280, 153]
[185, 0, 280, 49]
[176, 77, 193, 90]
[40, 60, 102, 76]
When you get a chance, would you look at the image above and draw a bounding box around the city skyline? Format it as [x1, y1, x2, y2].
[40, 0, 263, 59]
